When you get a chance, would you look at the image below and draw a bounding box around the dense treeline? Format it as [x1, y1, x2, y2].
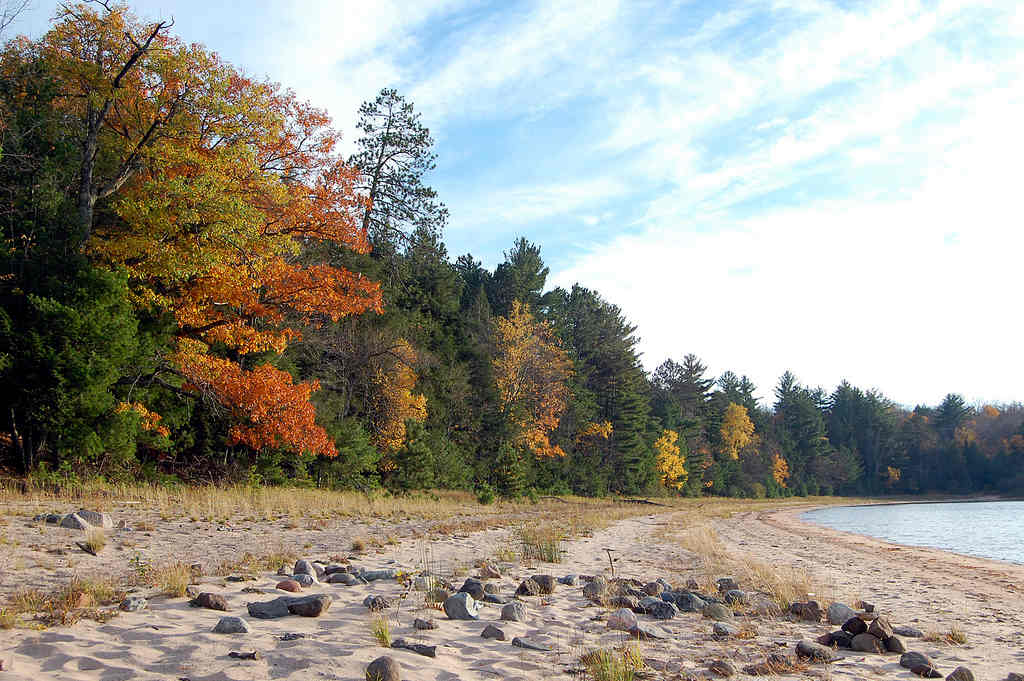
[1, 5, 1022, 498]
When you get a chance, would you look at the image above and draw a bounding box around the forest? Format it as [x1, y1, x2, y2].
[1, 4, 1022, 500]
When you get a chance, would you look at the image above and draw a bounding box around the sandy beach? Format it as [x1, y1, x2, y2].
[1, 499, 1022, 681]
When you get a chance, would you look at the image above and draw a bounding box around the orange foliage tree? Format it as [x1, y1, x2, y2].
[39, 4, 382, 457]
[492, 301, 571, 457]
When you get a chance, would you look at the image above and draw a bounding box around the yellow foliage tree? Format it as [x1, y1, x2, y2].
[492, 301, 571, 458]
[368, 339, 427, 456]
[771, 452, 790, 487]
[654, 429, 687, 489]
[720, 402, 755, 459]
[576, 421, 613, 442]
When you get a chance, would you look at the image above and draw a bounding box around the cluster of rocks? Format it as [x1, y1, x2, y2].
[34, 508, 113, 530]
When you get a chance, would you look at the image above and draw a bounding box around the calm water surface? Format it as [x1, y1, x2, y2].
[802, 501, 1024, 565]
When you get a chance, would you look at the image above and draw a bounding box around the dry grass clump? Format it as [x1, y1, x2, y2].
[3, 576, 124, 628]
[371, 614, 392, 647]
[82, 527, 107, 554]
[214, 548, 298, 576]
[516, 525, 565, 563]
[0, 607, 18, 629]
[580, 646, 646, 681]
[351, 535, 369, 552]
[924, 627, 968, 645]
[152, 562, 192, 598]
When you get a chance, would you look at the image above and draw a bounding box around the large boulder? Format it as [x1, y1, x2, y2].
[443, 592, 480, 620]
[501, 601, 527, 622]
[458, 578, 486, 601]
[75, 509, 114, 529]
[851, 633, 885, 653]
[607, 608, 638, 631]
[827, 602, 857, 625]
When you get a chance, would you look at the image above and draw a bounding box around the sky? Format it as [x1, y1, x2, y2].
[9, 0, 1024, 408]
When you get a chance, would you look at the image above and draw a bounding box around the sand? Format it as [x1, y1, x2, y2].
[1, 501, 1022, 680]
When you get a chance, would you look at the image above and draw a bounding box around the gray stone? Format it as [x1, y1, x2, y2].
[293, 559, 318, 578]
[1005, 674, 1023, 681]
[361, 568, 398, 582]
[641, 597, 677, 620]
[629, 623, 668, 640]
[610, 595, 639, 611]
[59, 513, 91, 530]
[817, 630, 853, 648]
[119, 596, 147, 612]
[288, 594, 331, 617]
[501, 601, 527, 622]
[750, 596, 782, 617]
[511, 637, 551, 651]
[675, 592, 707, 612]
[323, 564, 348, 575]
[703, 603, 733, 621]
[365, 655, 401, 681]
[947, 667, 975, 681]
[901, 652, 936, 669]
[479, 563, 501, 579]
[481, 624, 506, 640]
[713, 621, 740, 637]
[851, 633, 885, 653]
[894, 626, 925, 638]
[582, 580, 606, 601]
[724, 589, 747, 604]
[790, 600, 822, 622]
[516, 578, 542, 596]
[558, 574, 578, 586]
[34, 513, 62, 525]
[868, 616, 894, 639]
[607, 608, 638, 631]
[886, 635, 907, 653]
[796, 639, 839, 662]
[459, 578, 486, 600]
[213, 616, 250, 634]
[366, 596, 393, 611]
[827, 602, 857, 625]
[413, 618, 436, 630]
[483, 594, 510, 604]
[391, 639, 436, 658]
[483, 582, 500, 594]
[531, 574, 556, 594]
[710, 660, 737, 677]
[913, 664, 943, 678]
[292, 573, 316, 587]
[247, 595, 330, 619]
[842, 616, 868, 635]
[75, 509, 113, 529]
[443, 592, 480, 620]
[643, 581, 663, 596]
[327, 571, 358, 585]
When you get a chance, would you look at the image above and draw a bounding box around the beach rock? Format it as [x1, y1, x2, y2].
[724, 589, 747, 605]
[703, 603, 733, 621]
[361, 568, 398, 582]
[483, 594, 510, 604]
[902, 652, 936, 669]
[686, 578, 700, 590]
[790, 600, 822, 622]
[482, 582, 499, 595]
[744, 654, 799, 676]
[558, 574, 578, 586]
[1005, 674, 1023, 681]
[119, 596, 147, 612]
[641, 598, 677, 620]
[414, 617, 436, 630]
[365, 655, 401, 681]
[280, 632, 304, 641]
[842, 616, 868, 635]
[710, 660, 737, 677]
[364, 596, 393, 612]
[213, 616, 250, 634]
[59, 513, 92, 530]
[288, 594, 331, 617]
[75, 509, 113, 529]
[327, 572, 358, 585]
[610, 595, 639, 611]
[713, 621, 739, 637]
[481, 624, 506, 640]
[868, 616, 894, 639]
[501, 601, 527, 622]
[277, 579, 301, 592]
[750, 596, 782, 617]
[607, 608, 638, 631]
[894, 626, 925, 638]
[531, 574, 556, 594]
[391, 639, 436, 658]
[851, 633, 885, 653]
[511, 637, 551, 651]
[861, 601, 875, 612]
[479, 563, 501, 579]
[717, 577, 739, 592]
[34, 513, 62, 525]
[228, 651, 260, 660]
[629, 623, 668, 640]
[191, 592, 228, 611]
[886, 635, 907, 653]
[675, 592, 708, 613]
[292, 573, 316, 587]
[516, 578, 542, 597]
[796, 639, 839, 662]
[583, 580, 607, 601]
[947, 667, 975, 681]
[293, 559, 318, 579]
[443, 592, 480, 620]
[913, 664, 944, 678]
[643, 581, 664, 596]
[828, 602, 857, 625]
[817, 630, 853, 648]
[322, 564, 347, 575]
[459, 578, 486, 600]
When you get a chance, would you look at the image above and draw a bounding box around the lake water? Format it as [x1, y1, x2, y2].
[801, 501, 1024, 565]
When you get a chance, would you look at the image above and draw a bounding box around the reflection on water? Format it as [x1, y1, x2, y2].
[802, 501, 1024, 565]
